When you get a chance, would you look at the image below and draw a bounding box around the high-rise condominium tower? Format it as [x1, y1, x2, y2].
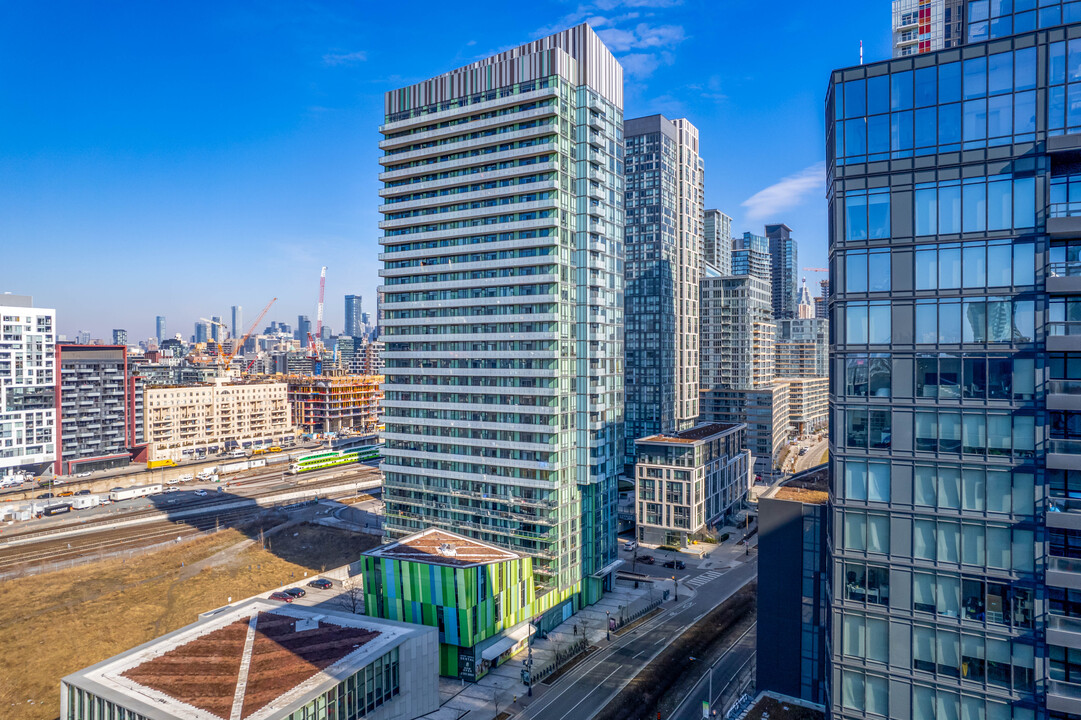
[892, 0, 964, 57]
[766, 223, 799, 320]
[377, 24, 624, 610]
[0, 295, 56, 473]
[231, 305, 242, 339]
[344, 294, 363, 337]
[821, 16, 1081, 718]
[704, 209, 733, 276]
[155, 316, 166, 344]
[624, 114, 703, 468]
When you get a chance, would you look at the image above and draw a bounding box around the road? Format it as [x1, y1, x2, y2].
[793, 438, 828, 474]
[670, 622, 756, 720]
[522, 558, 757, 720]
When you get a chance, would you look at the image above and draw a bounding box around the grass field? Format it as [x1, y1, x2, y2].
[0, 521, 377, 720]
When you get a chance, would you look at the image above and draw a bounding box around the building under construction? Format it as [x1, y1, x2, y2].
[283, 371, 382, 436]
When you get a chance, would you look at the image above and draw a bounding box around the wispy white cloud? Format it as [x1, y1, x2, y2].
[596, 23, 684, 52]
[741, 162, 826, 221]
[322, 50, 367, 66]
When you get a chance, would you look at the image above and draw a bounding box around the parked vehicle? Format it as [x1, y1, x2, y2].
[75, 489, 91, 496]
[70, 495, 101, 510]
[165, 478, 181, 485]
[148, 459, 176, 469]
[36, 493, 54, 499]
[624, 541, 638, 551]
[226, 449, 246, 458]
[307, 578, 333, 589]
[638, 555, 655, 565]
[107, 484, 163, 502]
[283, 587, 306, 598]
[269, 591, 294, 602]
[76, 472, 91, 478]
[57, 491, 74, 497]
[269, 446, 283, 453]
[164, 487, 180, 493]
[662, 560, 686, 570]
[42, 503, 72, 517]
[195, 490, 208, 497]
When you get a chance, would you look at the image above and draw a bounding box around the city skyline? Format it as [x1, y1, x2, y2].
[0, 1, 892, 340]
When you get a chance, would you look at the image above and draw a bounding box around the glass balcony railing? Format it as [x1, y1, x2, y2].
[1050, 261, 1081, 278]
[1050, 556, 1081, 575]
[1048, 679, 1081, 703]
[1051, 202, 1081, 219]
[1050, 379, 1081, 395]
[1049, 322, 1081, 336]
[1050, 614, 1081, 635]
[1050, 438, 1081, 455]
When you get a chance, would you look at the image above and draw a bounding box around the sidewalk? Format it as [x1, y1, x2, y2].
[418, 577, 664, 720]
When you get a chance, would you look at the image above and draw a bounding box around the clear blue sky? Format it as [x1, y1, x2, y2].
[0, 1, 891, 341]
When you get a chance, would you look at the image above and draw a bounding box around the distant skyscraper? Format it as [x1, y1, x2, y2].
[732, 232, 771, 284]
[77, 331, 91, 345]
[766, 223, 799, 320]
[155, 316, 166, 343]
[231, 305, 242, 339]
[378, 24, 624, 614]
[111, 329, 127, 346]
[344, 295, 363, 337]
[704, 209, 733, 276]
[891, 0, 964, 57]
[624, 114, 704, 468]
[209, 316, 223, 343]
[194, 322, 209, 345]
[297, 315, 312, 347]
[0, 295, 56, 473]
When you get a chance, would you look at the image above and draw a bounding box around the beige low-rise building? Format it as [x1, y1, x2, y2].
[144, 378, 292, 461]
[779, 376, 828, 436]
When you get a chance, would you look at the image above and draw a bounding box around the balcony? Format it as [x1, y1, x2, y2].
[1049, 322, 1081, 352]
[1049, 204, 1081, 239]
[1049, 497, 1081, 530]
[1048, 556, 1081, 590]
[1049, 261, 1081, 294]
[1050, 615, 1081, 651]
[1048, 678, 1081, 715]
[1050, 379, 1081, 411]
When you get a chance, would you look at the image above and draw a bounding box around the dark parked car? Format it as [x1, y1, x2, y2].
[75, 489, 92, 496]
[283, 587, 306, 599]
[269, 591, 294, 602]
[638, 554, 655, 565]
[662, 560, 687, 570]
[308, 578, 333, 589]
[36, 493, 54, 499]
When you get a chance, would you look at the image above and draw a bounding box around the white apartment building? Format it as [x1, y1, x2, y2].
[143, 378, 291, 461]
[377, 24, 625, 610]
[0, 295, 56, 473]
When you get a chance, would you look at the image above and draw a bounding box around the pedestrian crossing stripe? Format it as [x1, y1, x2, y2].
[686, 571, 722, 586]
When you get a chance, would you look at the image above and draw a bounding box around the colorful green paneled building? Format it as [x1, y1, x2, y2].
[362, 528, 550, 679]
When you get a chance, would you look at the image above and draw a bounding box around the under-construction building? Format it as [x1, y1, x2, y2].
[284, 372, 383, 436]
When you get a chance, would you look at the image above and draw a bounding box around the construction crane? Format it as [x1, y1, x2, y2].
[803, 267, 828, 273]
[315, 266, 327, 345]
[230, 297, 277, 365]
[307, 332, 323, 376]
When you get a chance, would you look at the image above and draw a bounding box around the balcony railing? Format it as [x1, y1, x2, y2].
[1049, 322, 1081, 337]
[1050, 261, 1081, 278]
[1050, 556, 1081, 575]
[1051, 614, 1081, 636]
[1051, 379, 1081, 396]
[1051, 497, 1081, 513]
[1050, 438, 1081, 455]
[1052, 202, 1081, 218]
[1049, 679, 1081, 703]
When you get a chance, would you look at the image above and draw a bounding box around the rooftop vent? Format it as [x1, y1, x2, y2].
[437, 542, 457, 557]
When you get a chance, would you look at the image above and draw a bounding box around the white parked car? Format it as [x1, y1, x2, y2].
[165, 478, 181, 485]
[195, 490, 208, 497]
[76, 472, 91, 478]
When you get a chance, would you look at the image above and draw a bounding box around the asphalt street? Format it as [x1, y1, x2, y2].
[669, 621, 756, 720]
[521, 558, 757, 720]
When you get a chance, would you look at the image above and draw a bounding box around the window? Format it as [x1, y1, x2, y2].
[846, 302, 891, 344]
[844, 190, 891, 240]
[845, 250, 891, 292]
[847, 408, 891, 449]
[844, 562, 890, 605]
[845, 510, 890, 554]
[845, 460, 891, 502]
[845, 354, 891, 397]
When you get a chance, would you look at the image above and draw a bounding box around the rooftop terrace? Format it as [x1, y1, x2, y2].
[366, 527, 521, 567]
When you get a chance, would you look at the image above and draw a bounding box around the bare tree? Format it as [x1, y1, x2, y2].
[339, 585, 364, 614]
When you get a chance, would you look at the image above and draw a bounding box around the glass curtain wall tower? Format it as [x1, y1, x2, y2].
[377, 24, 624, 611]
[821, 20, 1081, 720]
[624, 114, 703, 470]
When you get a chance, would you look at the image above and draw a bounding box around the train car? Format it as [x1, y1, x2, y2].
[42, 502, 72, 517]
[287, 446, 381, 475]
[108, 483, 164, 502]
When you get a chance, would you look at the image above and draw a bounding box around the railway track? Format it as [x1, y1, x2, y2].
[0, 470, 378, 547]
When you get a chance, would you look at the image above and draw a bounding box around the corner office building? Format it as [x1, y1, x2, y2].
[377, 24, 625, 617]
[821, 21, 1081, 720]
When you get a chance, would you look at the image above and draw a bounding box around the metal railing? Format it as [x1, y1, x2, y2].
[1051, 202, 1081, 219]
[1049, 261, 1081, 278]
[1049, 556, 1081, 575]
[1050, 438, 1081, 455]
[528, 636, 589, 685]
[1049, 322, 1081, 336]
[1050, 379, 1081, 395]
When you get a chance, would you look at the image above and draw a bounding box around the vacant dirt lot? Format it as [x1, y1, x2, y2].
[0, 522, 377, 720]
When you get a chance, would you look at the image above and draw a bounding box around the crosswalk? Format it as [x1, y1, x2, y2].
[685, 570, 723, 587]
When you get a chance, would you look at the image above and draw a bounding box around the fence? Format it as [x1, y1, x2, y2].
[529, 636, 588, 685]
[613, 595, 663, 632]
[720, 654, 756, 720]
